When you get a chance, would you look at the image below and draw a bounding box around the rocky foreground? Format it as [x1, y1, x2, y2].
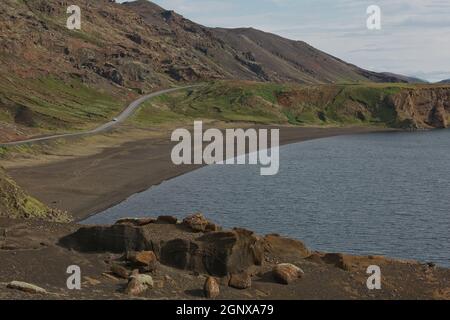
[0, 214, 449, 300]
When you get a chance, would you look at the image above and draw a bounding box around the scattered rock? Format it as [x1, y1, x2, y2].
[273, 263, 304, 284]
[229, 272, 251, 290]
[127, 33, 143, 45]
[156, 215, 178, 224]
[125, 274, 154, 296]
[182, 213, 221, 233]
[84, 277, 101, 286]
[7, 281, 47, 294]
[126, 251, 158, 272]
[110, 264, 130, 279]
[204, 277, 220, 298]
[102, 68, 124, 86]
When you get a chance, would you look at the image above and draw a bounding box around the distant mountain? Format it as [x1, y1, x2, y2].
[0, 0, 411, 89]
[438, 79, 450, 84]
[380, 73, 429, 84]
[124, 0, 410, 84]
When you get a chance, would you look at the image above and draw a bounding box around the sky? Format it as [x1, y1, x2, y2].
[118, 0, 450, 82]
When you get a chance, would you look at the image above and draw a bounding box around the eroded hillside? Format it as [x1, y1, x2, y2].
[0, 167, 70, 222]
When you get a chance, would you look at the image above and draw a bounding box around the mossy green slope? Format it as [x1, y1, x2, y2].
[0, 167, 71, 222]
[131, 81, 438, 128]
[0, 74, 125, 134]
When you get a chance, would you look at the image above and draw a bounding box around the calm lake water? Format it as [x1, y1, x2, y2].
[84, 130, 450, 267]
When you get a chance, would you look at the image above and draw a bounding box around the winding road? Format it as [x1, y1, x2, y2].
[0, 85, 199, 147]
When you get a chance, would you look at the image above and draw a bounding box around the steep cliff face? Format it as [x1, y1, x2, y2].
[0, 167, 71, 222]
[389, 88, 450, 129]
[276, 85, 450, 129]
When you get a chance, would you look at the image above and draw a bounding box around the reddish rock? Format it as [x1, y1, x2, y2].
[127, 251, 158, 272]
[204, 277, 220, 298]
[229, 272, 251, 290]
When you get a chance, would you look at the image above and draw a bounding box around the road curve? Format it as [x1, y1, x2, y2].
[0, 85, 200, 147]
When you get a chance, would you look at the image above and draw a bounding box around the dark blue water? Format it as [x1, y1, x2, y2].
[85, 130, 450, 267]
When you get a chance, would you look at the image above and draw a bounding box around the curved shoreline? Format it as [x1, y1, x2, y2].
[5, 126, 396, 222]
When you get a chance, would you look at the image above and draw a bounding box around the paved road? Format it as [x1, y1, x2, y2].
[0, 85, 199, 147]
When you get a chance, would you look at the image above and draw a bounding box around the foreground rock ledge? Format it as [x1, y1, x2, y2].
[60, 215, 281, 277]
[2, 216, 449, 300]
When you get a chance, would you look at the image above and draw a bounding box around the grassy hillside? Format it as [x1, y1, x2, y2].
[131, 81, 441, 128]
[0, 74, 127, 138]
[0, 167, 71, 222]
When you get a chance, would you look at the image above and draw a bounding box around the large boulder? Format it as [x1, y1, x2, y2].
[126, 251, 158, 272]
[159, 228, 264, 276]
[60, 224, 264, 277]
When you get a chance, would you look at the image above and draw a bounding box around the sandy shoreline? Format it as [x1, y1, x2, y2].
[4, 125, 393, 221]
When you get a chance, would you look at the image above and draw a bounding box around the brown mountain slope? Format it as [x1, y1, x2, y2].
[0, 0, 408, 91]
[125, 0, 408, 84]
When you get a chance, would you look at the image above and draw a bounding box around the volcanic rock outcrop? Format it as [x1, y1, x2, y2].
[60, 215, 264, 277]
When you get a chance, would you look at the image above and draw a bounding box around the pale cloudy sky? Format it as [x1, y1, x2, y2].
[118, 0, 450, 82]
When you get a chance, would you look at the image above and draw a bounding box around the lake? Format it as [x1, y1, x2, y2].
[84, 130, 450, 267]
